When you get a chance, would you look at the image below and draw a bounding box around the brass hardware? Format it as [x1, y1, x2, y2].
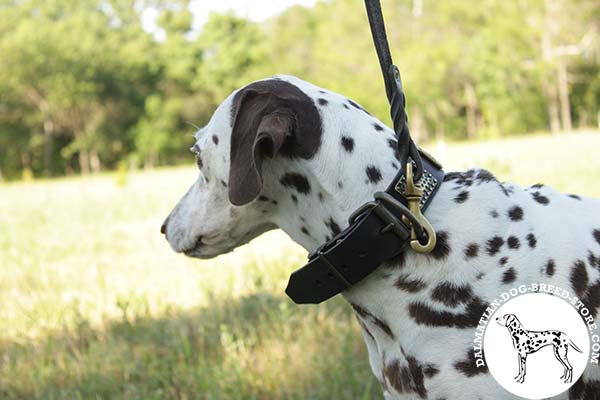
[403, 162, 437, 253]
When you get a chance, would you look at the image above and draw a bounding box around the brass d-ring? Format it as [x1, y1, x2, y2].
[404, 163, 437, 253]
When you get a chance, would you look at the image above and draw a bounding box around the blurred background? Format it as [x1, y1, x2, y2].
[0, 0, 599, 399]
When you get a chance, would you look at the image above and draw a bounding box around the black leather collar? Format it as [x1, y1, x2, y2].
[285, 151, 444, 304]
[284, 1, 445, 304]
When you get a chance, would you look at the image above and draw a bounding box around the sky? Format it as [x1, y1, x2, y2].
[142, 0, 317, 39]
[190, 0, 317, 28]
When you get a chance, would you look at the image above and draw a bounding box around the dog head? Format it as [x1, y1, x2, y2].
[161, 76, 323, 259]
[496, 313, 519, 328]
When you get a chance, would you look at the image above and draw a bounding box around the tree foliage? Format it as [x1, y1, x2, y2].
[0, 0, 598, 180]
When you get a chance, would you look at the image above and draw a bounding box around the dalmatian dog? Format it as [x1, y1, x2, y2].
[496, 313, 583, 384]
[161, 75, 600, 399]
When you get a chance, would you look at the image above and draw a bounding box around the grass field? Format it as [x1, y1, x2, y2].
[1, 131, 599, 399]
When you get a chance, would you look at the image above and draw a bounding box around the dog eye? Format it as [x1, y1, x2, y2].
[190, 144, 204, 169]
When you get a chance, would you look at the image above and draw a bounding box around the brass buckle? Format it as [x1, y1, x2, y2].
[402, 162, 437, 253]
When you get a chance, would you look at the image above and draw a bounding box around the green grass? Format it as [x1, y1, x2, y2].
[1, 131, 599, 399]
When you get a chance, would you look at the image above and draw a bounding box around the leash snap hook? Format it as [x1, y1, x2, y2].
[403, 162, 437, 253]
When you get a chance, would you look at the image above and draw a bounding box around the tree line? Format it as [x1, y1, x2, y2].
[0, 0, 598, 180]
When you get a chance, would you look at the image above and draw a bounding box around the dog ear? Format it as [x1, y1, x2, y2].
[228, 80, 322, 206]
[228, 90, 294, 206]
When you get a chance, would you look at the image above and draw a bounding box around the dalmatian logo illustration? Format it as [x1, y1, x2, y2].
[495, 313, 583, 384]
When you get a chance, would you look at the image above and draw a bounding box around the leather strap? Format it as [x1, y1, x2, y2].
[365, 0, 395, 104]
[285, 152, 444, 304]
[364, 0, 423, 181]
[284, 0, 446, 304]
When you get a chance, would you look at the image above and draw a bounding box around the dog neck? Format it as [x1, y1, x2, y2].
[275, 132, 398, 252]
[260, 110, 439, 391]
[265, 113, 401, 254]
[507, 320, 523, 333]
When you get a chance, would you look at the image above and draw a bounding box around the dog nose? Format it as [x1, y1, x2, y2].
[161, 216, 171, 235]
[161, 218, 170, 235]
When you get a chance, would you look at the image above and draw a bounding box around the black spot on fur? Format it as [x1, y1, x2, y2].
[387, 139, 401, 161]
[220, 179, 227, 187]
[395, 274, 426, 293]
[454, 191, 469, 203]
[430, 231, 450, 260]
[490, 210, 499, 218]
[301, 226, 311, 237]
[258, 195, 271, 202]
[341, 136, 354, 152]
[280, 172, 311, 194]
[465, 243, 479, 258]
[342, 103, 350, 110]
[568, 194, 582, 201]
[337, 181, 343, 189]
[348, 99, 361, 109]
[325, 217, 341, 237]
[571, 260, 589, 297]
[408, 297, 487, 329]
[443, 170, 477, 187]
[423, 365, 439, 378]
[502, 268, 517, 284]
[347, 99, 370, 115]
[212, 135, 219, 145]
[372, 316, 395, 339]
[589, 252, 600, 270]
[499, 257, 509, 266]
[507, 236, 520, 249]
[526, 233, 537, 249]
[476, 170, 497, 183]
[366, 165, 383, 184]
[318, 192, 324, 201]
[356, 318, 376, 343]
[532, 191, 550, 205]
[350, 303, 369, 319]
[384, 357, 427, 399]
[594, 230, 600, 246]
[498, 183, 513, 197]
[443, 172, 462, 182]
[454, 349, 488, 377]
[486, 236, 504, 256]
[431, 282, 473, 307]
[546, 259, 556, 276]
[373, 123, 384, 131]
[508, 206, 523, 221]
[531, 183, 544, 189]
[291, 194, 298, 204]
[318, 98, 328, 106]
